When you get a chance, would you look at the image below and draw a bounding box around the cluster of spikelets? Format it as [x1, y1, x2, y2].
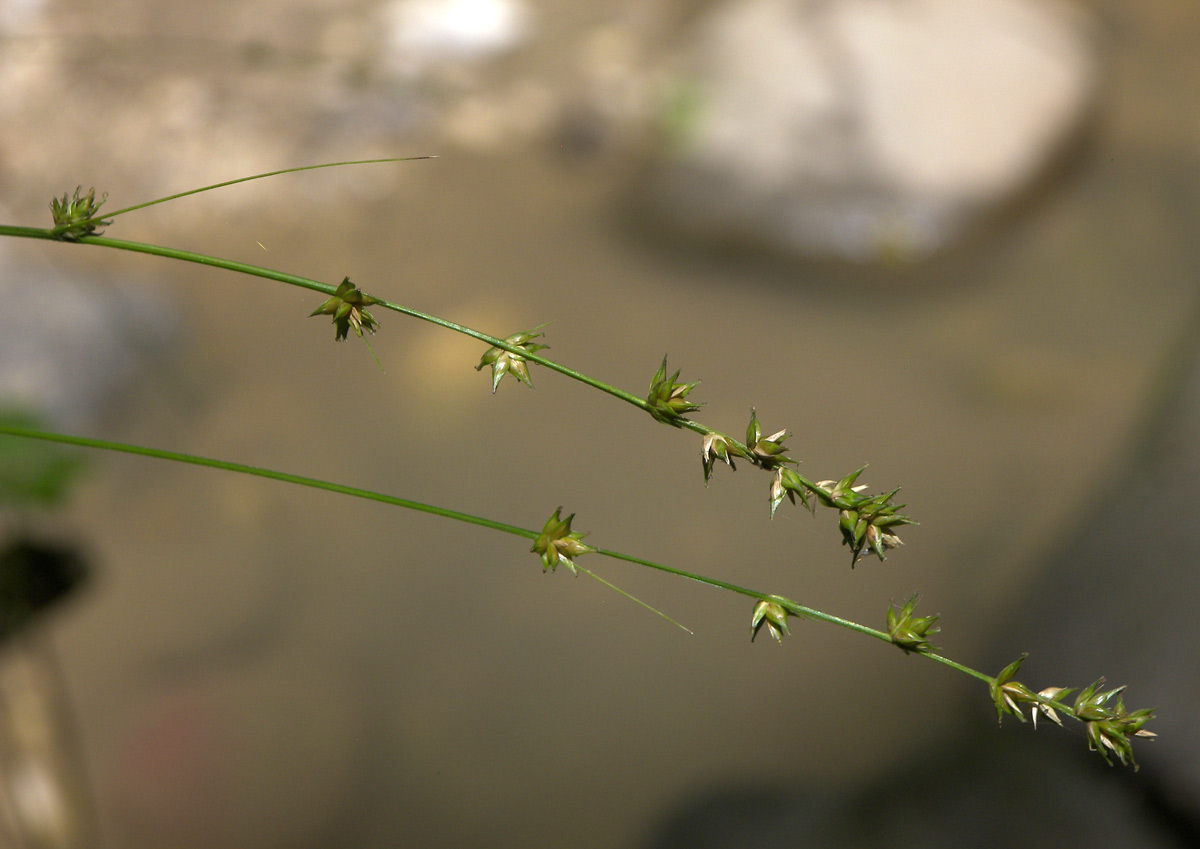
[38, 179, 1154, 774]
[359, 307, 1160, 771]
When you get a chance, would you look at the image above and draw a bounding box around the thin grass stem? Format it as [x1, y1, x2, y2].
[96, 157, 437, 221]
[0, 422, 988, 684]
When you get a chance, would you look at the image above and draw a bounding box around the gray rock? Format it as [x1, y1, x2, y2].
[0, 259, 176, 430]
[646, 0, 1099, 261]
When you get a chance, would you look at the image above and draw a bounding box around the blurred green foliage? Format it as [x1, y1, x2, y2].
[0, 409, 85, 509]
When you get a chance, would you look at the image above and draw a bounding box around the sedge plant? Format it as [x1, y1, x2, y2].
[0, 160, 1157, 771]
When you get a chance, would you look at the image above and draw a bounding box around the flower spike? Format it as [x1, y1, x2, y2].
[646, 357, 702, 425]
[476, 327, 549, 393]
[50, 186, 111, 241]
[834, 487, 914, 566]
[751, 599, 790, 644]
[1032, 687, 1073, 729]
[744, 409, 793, 469]
[700, 433, 736, 483]
[769, 467, 810, 517]
[309, 277, 381, 341]
[989, 654, 1039, 725]
[531, 507, 595, 575]
[886, 594, 939, 653]
[1074, 679, 1157, 770]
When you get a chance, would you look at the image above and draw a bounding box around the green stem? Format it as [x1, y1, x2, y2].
[0, 422, 988, 684]
[15, 160, 846, 506]
[0, 423, 530, 540]
[0, 224, 839, 504]
[76, 157, 436, 225]
[0, 226, 649, 412]
[594, 544, 989, 681]
[0, 222, 836, 501]
[2, 170, 1147, 756]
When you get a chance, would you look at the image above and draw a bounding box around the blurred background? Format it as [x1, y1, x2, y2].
[0, 0, 1198, 847]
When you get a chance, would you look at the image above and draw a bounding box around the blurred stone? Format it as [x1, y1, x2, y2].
[379, 0, 534, 80]
[646, 0, 1099, 262]
[0, 262, 176, 430]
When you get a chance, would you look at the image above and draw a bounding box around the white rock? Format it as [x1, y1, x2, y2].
[380, 0, 534, 80]
[649, 0, 1098, 261]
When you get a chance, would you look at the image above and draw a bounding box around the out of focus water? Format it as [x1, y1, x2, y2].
[1, 1, 1198, 847]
